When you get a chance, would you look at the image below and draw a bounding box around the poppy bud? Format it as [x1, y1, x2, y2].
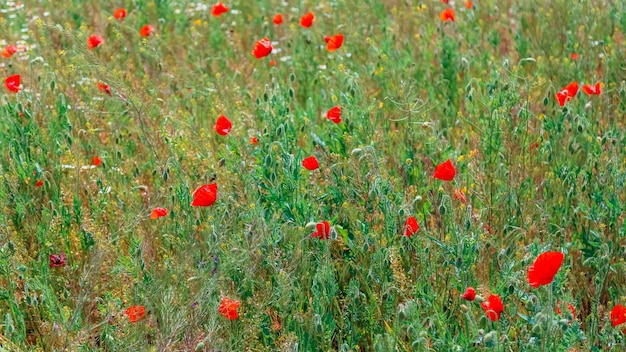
[526, 294, 538, 310]
[195, 342, 205, 351]
[474, 294, 485, 303]
[477, 329, 485, 336]
[460, 304, 469, 313]
[531, 323, 542, 335]
[305, 221, 317, 230]
[351, 148, 362, 156]
[534, 312, 546, 324]
[484, 331, 496, 345]
[439, 203, 447, 215]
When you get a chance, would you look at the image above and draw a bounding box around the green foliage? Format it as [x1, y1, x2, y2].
[0, 0, 625, 351]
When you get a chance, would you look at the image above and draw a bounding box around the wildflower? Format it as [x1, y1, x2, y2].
[139, 25, 155, 37]
[97, 82, 111, 95]
[326, 106, 342, 124]
[582, 82, 601, 95]
[250, 137, 258, 144]
[269, 59, 275, 67]
[528, 251, 564, 288]
[433, 159, 456, 181]
[528, 142, 540, 152]
[191, 183, 218, 207]
[555, 81, 578, 106]
[570, 53, 579, 60]
[114, 8, 127, 20]
[92, 156, 102, 166]
[454, 189, 466, 204]
[49, 253, 66, 267]
[252, 37, 272, 59]
[440, 8, 455, 22]
[481, 294, 504, 321]
[403, 216, 419, 237]
[87, 35, 104, 49]
[302, 156, 319, 170]
[461, 287, 476, 301]
[556, 302, 576, 320]
[325, 34, 344, 52]
[218, 297, 240, 320]
[273, 14, 283, 25]
[214, 115, 232, 136]
[150, 207, 168, 219]
[5, 74, 21, 93]
[1, 45, 18, 58]
[300, 12, 314, 28]
[611, 304, 626, 327]
[35, 180, 44, 187]
[125, 305, 145, 322]
[211, 2, 229, 17]
[465, 1, 473, 9]
[312, 221, 331, 239]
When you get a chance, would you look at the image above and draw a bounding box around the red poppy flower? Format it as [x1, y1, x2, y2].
[273, 14, 283, 25]
[527, 251, 564, 288]
[211, 2, 229, 17]
[269, 59, 275, 67]
[611, 304, 626, 327]
[92, 156, 102, 166]
[300, 12, 314, 28]
[87, 35, 104, 50]
[442, 0, 449, 3]
[461, 287, 476, 301]
[326, 106, 342, 124]
[218, 297, 240, 320]
[528, 142, 540, 152]
[250, 137, 258, 144]
[555, 302, 576, 320]
[465, 1, 473, 9]
[302, 156, 319, 170]
[150, 207, 168, 219]
[1, 45, 18, 58]
[433, 159, 456, 181]
[214, 115, 232, 136]
[114, 8, 127, 20]
[252, 37, 272, 59]
[454, 189, 467, 204]
[440, 8, 455, 22]
[403, 216, 419, 237]
[191, 183, 218, 207]
[97, 82, 111, 95]
[125, 305, 145, 323]
[35, 180, 44, 187]
[555, 81, 578, 106]
[5, 74, 21, 93]
[140, 25, 155, 37]
[325, 34, 344, 52]
[49, 253, 66, 267]
[582, 82, 601, 95]
[312, 221, 331, 239]
[570, 53, 579, 60]
[480, 294, 504, 321]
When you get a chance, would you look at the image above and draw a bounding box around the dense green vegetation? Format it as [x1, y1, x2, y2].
[0, 0, 625, 350]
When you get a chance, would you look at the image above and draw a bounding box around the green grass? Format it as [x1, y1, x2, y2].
[0, 0, 625, 351]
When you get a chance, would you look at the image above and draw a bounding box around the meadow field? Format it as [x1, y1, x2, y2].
[0, 0, 625, 351]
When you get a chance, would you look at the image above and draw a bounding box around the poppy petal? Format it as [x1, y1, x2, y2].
[527, 251, 564, 288]
[433, 159, 456, 181]
[191, 183, 218, 207]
